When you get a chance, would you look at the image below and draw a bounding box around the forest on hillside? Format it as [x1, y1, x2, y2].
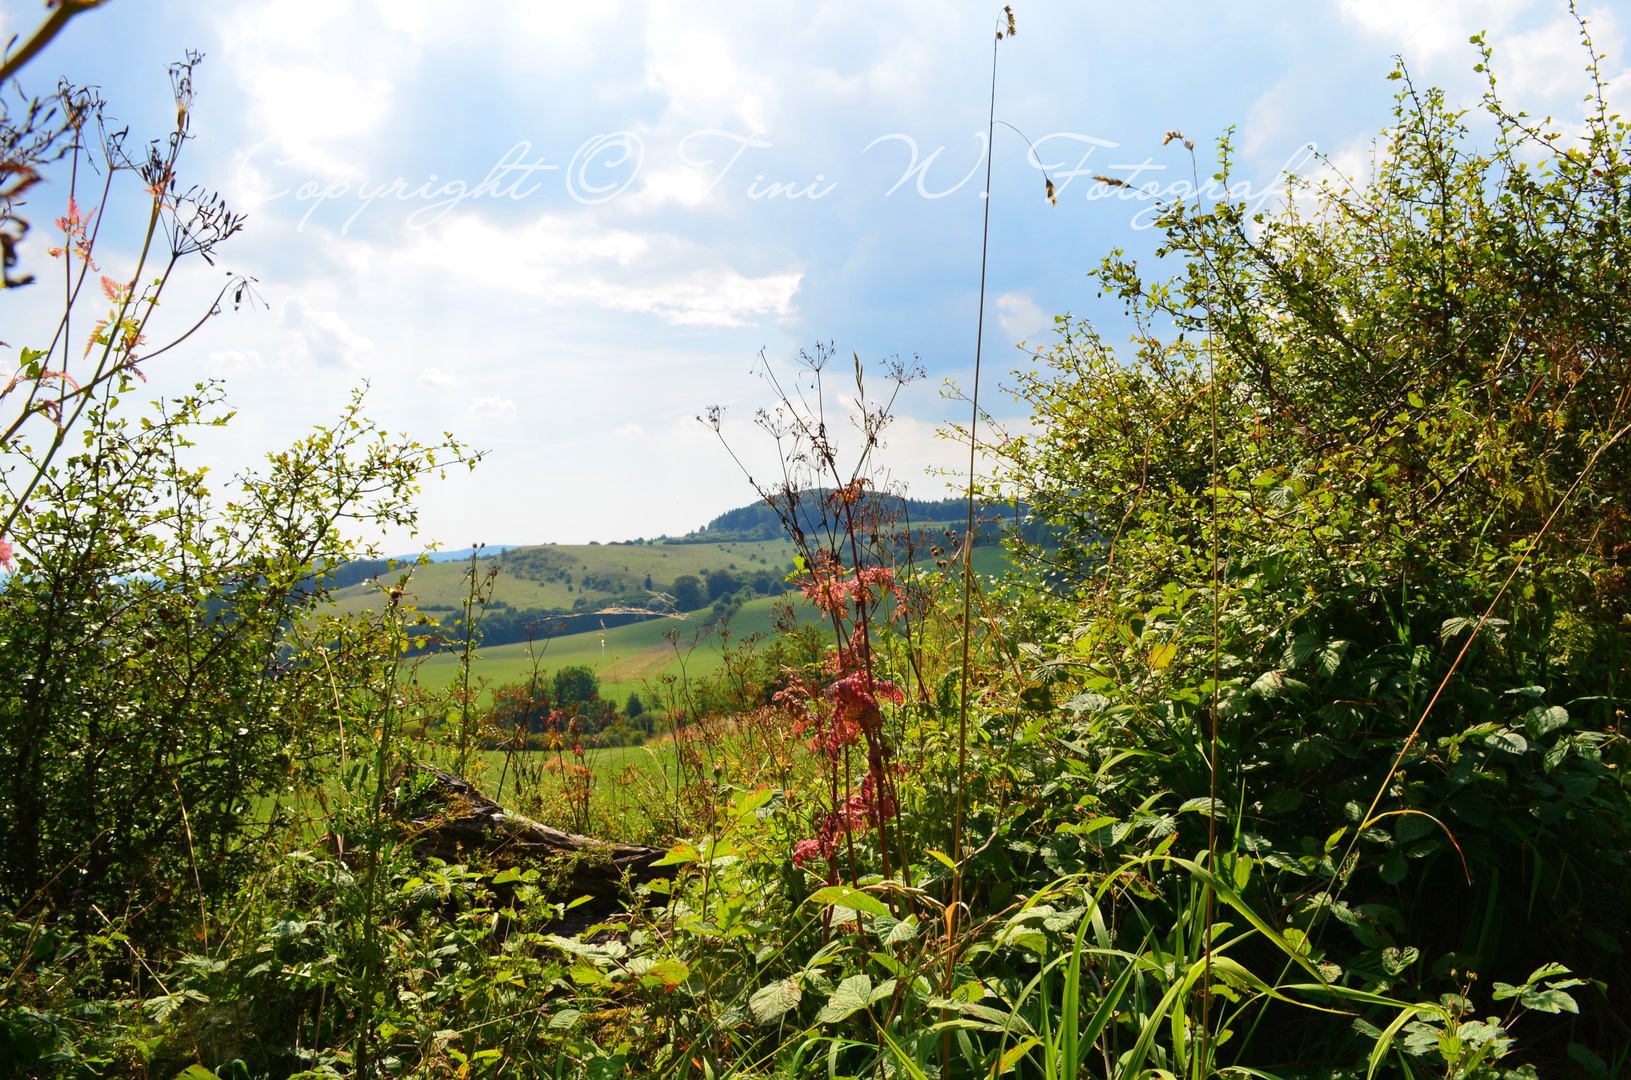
[3, 6, 1630, 1080]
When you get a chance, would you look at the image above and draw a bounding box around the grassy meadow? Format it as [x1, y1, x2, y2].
[380, 542, 1011, 706]
[327, 538, 802, 615]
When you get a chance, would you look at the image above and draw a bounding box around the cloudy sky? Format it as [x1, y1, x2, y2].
[6, 0, 1623, 549]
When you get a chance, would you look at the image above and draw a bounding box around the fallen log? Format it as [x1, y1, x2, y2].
[388, 762, 668, 902]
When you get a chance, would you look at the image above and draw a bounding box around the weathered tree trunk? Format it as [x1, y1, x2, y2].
[389, 762, 667, 902]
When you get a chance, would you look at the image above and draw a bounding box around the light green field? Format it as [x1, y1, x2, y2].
[401, 593, 822, 704]
[375, 544, 1013, 704]
[330, 538, 802, 616]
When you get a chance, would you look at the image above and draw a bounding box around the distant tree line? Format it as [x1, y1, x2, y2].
[670, 491, 1051, 546]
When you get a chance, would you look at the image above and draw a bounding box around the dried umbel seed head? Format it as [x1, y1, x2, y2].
[1163, 129, 1195, 150]
[1004, 5, 1017, 37]
[1094, 174, 1133, 189]
[1045, 177, 1057, 206]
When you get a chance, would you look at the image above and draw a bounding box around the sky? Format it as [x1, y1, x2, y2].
[3, 0, 1624, 550]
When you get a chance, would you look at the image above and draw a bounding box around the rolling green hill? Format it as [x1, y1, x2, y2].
[328, 537, 801, 617]
[402, 592, 814, 705]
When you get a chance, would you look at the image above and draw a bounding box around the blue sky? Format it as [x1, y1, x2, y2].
[5, 0, 1623, 549]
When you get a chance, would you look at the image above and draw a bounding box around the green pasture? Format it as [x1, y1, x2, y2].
[329, 538, 801, 615]
[400, 592, 821, 704]
[326, 537, 1009, 618]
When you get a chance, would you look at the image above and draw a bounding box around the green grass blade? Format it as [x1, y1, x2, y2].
[1366, 1006, 1421, 1080]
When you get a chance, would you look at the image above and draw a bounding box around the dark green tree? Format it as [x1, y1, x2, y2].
[671, 574, 705, 610]
[552, 665, 600, 710]
[706, 568, 743, 600]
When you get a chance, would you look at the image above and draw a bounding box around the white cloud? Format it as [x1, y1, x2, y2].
[418, 367, 456, 387]
[277, 297, 372, 369]
[1337, 0, 1532, 63]
[390, 213, 804, 329]
[209, 349, 264, 376]
[1336, 0, 1625, 107]
[996, 292, 1046, 342]
[468, 395, 516, 419]
[615, 423, 645, 438]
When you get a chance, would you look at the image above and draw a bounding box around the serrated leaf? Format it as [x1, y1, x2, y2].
[817, 974, 873, 1023]
[1380, 854, 1408, 885]
[1525, 705, 1569, 740]
[1178, 796, 1222, 817]
[1485, 730, 1528, 755]
[1526, 961, 1571, 983]
[749, 979, 801, 1024]
[1519, 987, 1578, 1014]
[1395, 813, 1434, 843]
[1283, 631, 1322, 669]
[1063, 691, 1110, 715]
[1388, 947, 1419, 975]
[1042, 906, 1086, 932]
[807, 886, 891, 919]
[1316, 640, 1350, 677]
[640, 958, 690, 987]
[548, 1009, 583, 1030]
[885, 915, 919, 945]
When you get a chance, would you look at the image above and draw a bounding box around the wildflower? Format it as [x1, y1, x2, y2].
[792, 838, 824, 867]
[0, 536, 12, 572]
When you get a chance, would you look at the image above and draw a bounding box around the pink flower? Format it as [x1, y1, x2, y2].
[0, 536, 11, 572]
[792, 838, 825, 867]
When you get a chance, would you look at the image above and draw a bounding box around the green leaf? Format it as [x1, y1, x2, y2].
[1568, 1043, 1610, 1080]
[817, 974, 873, 1023]
[173, 1068, 220, 1080]
[1395, 813, 1435, 843]
[1526, 961, 1571, 984]
[1485, 730, 1528, 755]
[585, 1055, 626, 1080]
[748, 978, 801, 1024]
[1519, 987, 1578, 1014]
[1525, 705, 1569, 740]
[653, 841, 701, 866]
[997, 1037, 1042, 1074]
[1316, 639, 1351, 677]
[1380, 854, 1408, 885]
[806, 886, 891, 919]
[884, 915, 920, 945]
